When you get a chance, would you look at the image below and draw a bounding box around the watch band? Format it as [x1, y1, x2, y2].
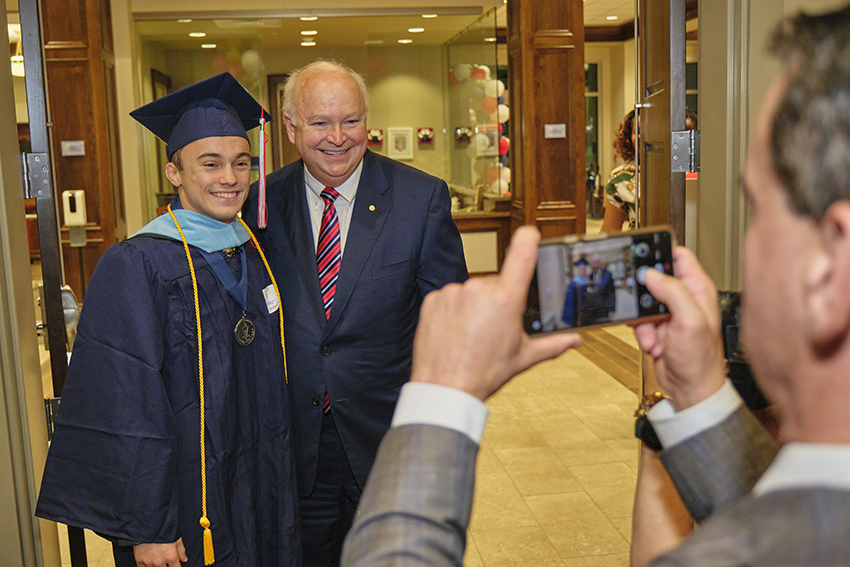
[634, 391, 670, 451]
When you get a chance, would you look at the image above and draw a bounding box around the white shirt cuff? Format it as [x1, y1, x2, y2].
[647, 379, 743, 449]
[391, 382, 489, 444]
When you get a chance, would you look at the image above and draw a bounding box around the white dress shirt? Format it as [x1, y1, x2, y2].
[647, 379, 743, 448]
[392, 382, 489, 444]
[304, 160, 364, 256]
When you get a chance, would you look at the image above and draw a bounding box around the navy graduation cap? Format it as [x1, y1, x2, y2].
[130, 72, 272, 160]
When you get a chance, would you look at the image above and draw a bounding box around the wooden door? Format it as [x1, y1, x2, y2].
[636, 0, 687, 241]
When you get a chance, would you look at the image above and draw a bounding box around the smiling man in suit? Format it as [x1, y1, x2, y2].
[244, 59, 467, 567]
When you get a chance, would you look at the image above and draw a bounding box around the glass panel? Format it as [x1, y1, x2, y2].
[585, 95, 601, 220]
[686, 94, 698, 117]
[584, 63, 598, 93]
[686, 62, 698, 91]
[444, 8, 505, 211]
[585, 96, 598, 174]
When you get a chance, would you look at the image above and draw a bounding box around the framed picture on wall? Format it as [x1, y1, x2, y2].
[387, 127, 414, 160]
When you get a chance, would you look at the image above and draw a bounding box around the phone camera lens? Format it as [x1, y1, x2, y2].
[640, 293, 655, 308]
[634, 242, 650, 258]
[636, 265, 650, 285]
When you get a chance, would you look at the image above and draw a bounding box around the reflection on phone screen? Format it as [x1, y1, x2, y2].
[526, 230, 673, 334]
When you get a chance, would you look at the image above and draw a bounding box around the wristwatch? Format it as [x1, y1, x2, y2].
[634, 391, 670, 452]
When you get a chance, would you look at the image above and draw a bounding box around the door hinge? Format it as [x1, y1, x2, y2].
[44, 397, 61, 442]
[21, 152, 51, 199]
[671, 130, 700, 173]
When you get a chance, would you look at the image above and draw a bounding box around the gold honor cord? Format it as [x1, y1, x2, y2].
[167, 204, 214, 565]
[167, 205, 288, 565]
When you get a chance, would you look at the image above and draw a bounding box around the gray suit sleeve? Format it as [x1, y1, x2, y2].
[341, 425, 479, 567]
[660, 406, 779, 522]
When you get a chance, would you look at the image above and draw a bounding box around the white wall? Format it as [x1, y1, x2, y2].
[696, 0, 848, 288]
[585, 41, 625, 181]
[355, 46, 447, 179]
[622, 38, 635, 116]
[112, 0, 147, 235]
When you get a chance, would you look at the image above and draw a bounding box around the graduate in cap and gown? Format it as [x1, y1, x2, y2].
[36, 73, 300, 567]
[561, 258, 589, 328]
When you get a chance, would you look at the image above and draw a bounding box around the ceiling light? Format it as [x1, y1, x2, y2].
[364, 39, 384, 45]
[484, 37, 496, 42]
[606, 15, 618, 21]
[398, 39, 413, 44]
[301, 30, 318, 36]
[300, 16, 318, 21]
[422, 14, 438, 18]
[301, 41, 316, 47]
[177, 19, 192, 23]
[189, 32, 206, 37]
[201, 43, 216, 49]
[408, 27, 425, 33]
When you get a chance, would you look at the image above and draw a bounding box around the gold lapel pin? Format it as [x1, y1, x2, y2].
[369, 205, 376, 211]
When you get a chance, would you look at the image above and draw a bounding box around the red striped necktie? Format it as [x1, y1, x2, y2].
[317, 187, 341, 415]
[317, 187, 342, 320]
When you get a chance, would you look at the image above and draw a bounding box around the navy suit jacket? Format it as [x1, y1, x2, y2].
[244, 150, 467, 496]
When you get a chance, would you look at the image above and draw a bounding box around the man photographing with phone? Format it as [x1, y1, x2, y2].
[340, 4, 850, 566]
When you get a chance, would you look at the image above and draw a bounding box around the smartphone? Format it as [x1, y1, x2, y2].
[525, 226, 675, 334]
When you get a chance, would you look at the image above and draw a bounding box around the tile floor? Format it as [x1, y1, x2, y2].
[464, 341, 638, 567]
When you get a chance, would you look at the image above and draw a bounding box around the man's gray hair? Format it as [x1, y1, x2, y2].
[769, 4, 850, 220]
[282, 59, 369, 126]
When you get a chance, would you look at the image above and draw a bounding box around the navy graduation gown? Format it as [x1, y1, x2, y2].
[36, 234, 300, 567]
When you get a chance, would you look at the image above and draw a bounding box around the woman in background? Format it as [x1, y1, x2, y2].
[600, 109, 636, 232]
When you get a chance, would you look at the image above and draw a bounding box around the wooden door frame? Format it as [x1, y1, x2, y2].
[635, 0, 687, 242]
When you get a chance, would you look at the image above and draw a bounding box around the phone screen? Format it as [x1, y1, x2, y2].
[525, 228, 674, 334]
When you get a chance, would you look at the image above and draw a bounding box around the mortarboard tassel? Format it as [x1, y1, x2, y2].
[258, 108, 268, 229]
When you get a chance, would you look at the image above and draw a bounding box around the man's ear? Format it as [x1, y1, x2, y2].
[282, 112, 296, 144]
[165, 162, 182, 189]
[806, 201, 850, 353]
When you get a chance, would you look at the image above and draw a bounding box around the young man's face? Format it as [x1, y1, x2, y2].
[283, 68, 368, 189]
[575, 264, 588, 279]
[166, 136, 252, 223]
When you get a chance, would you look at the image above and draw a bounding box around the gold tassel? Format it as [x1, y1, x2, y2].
[201, 516, 215, 565]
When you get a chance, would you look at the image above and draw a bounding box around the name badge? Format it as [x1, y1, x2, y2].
[263, 284, 280, 314]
